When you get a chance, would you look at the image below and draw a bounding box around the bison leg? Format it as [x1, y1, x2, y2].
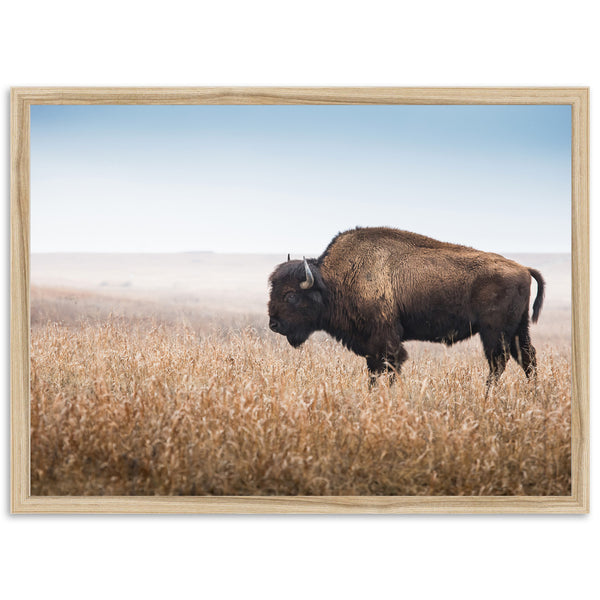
[480, 329, 510, 390]
[366, 357, 383, 387]
[509, 313, 537, 379]
[366, 344, 407, 386]
[390, 344, 408, 374]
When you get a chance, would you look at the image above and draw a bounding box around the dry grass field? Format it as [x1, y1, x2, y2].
[30, 280, 571, 496]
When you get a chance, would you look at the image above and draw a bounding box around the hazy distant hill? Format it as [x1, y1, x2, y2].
[31, 251, 571, 314]
[31, 252, 285, 314]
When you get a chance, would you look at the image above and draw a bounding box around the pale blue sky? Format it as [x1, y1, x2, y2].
[30, 104, 571, 254]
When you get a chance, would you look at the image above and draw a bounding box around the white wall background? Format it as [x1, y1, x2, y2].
[1, 2, 596, 599]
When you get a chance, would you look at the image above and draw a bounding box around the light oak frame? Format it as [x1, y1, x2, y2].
[11, 87, 589, 513]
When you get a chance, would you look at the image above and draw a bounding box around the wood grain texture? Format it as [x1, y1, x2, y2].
[570, 89, 590, 512]
[11, 88, 31, 512]
[10, 87, 589, 514]
[9, 86, 588, 105]
[13, 495, 587, 514]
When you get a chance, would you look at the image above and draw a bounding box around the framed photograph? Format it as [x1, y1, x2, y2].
[11, 87, 589, 513]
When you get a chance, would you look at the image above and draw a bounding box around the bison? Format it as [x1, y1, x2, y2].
[268, 227, 544, 387]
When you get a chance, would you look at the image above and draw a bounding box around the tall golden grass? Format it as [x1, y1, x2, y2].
[30, 287, 571, 496]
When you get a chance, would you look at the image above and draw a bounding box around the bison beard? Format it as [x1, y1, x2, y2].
[268, 227, 545, 388]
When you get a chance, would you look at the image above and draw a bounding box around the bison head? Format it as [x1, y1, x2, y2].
[268, 257, 326, 348]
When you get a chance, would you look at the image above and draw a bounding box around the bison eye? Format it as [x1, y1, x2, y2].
[285, 292, 299, 304]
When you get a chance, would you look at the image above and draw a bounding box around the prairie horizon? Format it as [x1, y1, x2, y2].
[31, 250, 572, 314]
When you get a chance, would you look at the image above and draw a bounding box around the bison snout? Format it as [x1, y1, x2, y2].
[269, 318, 281, 333]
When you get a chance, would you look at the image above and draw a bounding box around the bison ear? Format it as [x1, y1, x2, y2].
[299, 257, 315, 290]
[287, 253, 290, 262]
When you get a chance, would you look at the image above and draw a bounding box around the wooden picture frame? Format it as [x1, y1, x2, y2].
[11, 87, 589, 513]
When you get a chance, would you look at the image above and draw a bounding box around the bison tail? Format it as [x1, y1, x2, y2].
[528, 268, 545, 323]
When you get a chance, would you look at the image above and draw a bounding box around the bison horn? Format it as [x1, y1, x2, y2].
[300, 257, 314, 289]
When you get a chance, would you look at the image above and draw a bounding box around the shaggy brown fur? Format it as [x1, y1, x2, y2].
[268, 227, 544, 385]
